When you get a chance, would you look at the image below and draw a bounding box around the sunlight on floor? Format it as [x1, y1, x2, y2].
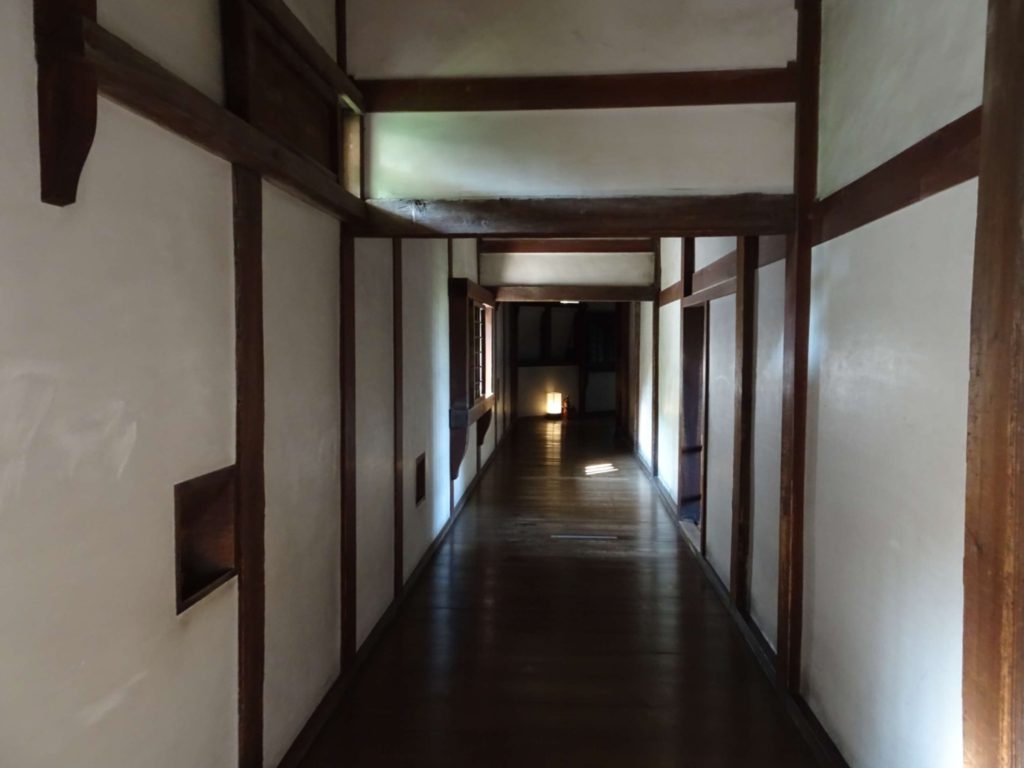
[584, 462, 619, 476]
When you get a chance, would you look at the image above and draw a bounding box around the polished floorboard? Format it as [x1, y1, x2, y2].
[300, 418, 820, 767]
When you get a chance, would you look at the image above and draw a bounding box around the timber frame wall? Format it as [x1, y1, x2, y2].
[27, 0, 1019, 766]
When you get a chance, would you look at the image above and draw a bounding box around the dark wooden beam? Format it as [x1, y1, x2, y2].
[359, 66, 797, 112]
[962, 0, 1024, 764]
[34, 0, 99, 206]
[681, 277, 737, 308]
[691, 241, 786, 295]
[35, 10, 365, 220]
[651, 241, 662, 477]
[339, 235, 357, 669]
[494, 285, 657, 303]
[679, 238, 705, 525]
[233, 166, 265, 768]
[777, 0, 820, 695]
[392, 238, 403, 598]
[814, 107, 981, 245]
[364, 195, 795, 238]
[246, 0, 363, 112]
[658, 283, 683, 306]
[730, 237, 757, 614]
[479, 238, 656, 254]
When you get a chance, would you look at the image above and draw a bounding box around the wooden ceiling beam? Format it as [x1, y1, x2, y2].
[358, 66, 798, 113]
[364, 195, 794, 238]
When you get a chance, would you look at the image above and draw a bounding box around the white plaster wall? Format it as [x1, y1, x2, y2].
[453, 424, 478, 506]
[818, 0, 986, 196]
[401, 240, 452, 579]
[451, 238, 478, 281]
[348, 0, 796, 78]
[803, 181, 975, 768]
[657, 303, 681, 502]
[661, 238, 683, 287]
[480, 252, 655, 287]
[99, 0, 224, 102]
[518, 366, 579, 419]
[367, 105, 795, 199]
[695, 236, 737, 271]
[637, 302, 654, 470]
[354, 239, 395, 648]
[705, 295, 736, 588]
[480, 411, 497, 465]
[262, 183, 341, 767]
[749, 259, 785, 650]
[0, 6, 237, 764]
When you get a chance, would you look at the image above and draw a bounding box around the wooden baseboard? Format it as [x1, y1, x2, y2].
[277, 425, 512, 768]
[636, 446, 851, 768]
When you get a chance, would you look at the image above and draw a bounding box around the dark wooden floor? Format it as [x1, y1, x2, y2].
[300, 418, 819, 767]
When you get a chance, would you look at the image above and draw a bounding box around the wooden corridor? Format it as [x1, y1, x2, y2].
[299, 419, 820, 767]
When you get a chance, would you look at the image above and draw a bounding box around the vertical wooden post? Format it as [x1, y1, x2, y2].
[963, 1, 1024, 765]
[393, 238, 404, 598]
[731, 236, 757, 614]
[652, 240, 662, 476]
[234, 166, 265, 768]
[339, 234, 357, 669]
[777, 0, 820, 693]
[679, 238, 705, 524]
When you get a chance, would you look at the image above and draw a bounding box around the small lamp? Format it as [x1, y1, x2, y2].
[545, 392, 563, 419]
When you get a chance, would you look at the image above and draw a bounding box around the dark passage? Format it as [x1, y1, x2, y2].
[301, 419, 819, 767]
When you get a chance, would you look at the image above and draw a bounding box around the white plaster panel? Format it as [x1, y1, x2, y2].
[480, 253, 655, 287]
[749, 259, 785, 650]
[0, 6, 237, 759]
[657, 304, 681, 501]
[451, 238, 479, 281]
[354, 239, 396, 648]
[517, 366, 580, 419]
[705, 295, 736, 588]
[661, 238, 683, 288]
[695, 237, 737, 271]
[480, 409, 497, 465]
[454, 423, 478, 506]
[262, 183, 341, 767]
[401, 239, 452, 579]
[348, 0, 796, 78]
[367, 105, 795, 199]
[637, 302, 654, 470]
[818, 0, 986, 196]
[803, 181, 975, 768]
[282, 0, 337, 60]
[99, 0, 225, 102]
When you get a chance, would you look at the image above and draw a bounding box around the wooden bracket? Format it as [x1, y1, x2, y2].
[34, 0, 98, 206]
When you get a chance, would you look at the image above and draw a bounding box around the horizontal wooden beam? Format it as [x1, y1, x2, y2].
[681, 277, 737, 308]
[365, 195, 794, 238]
[479, 238, 655, 254]
[659, 283, 683, 306]
[493, 285, 657, 303]
[75, 19, 365, 220]
[359, 67, 798, 112]
[246, 0, 364, 112]
[814, 107, 980, 245]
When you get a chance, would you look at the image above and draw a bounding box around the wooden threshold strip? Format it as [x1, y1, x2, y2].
[358, 67, 798, 112]
[364, 195, 794, 237]
[494, 285, 657, 303]
[814, 107, 981, 245]
[79, 19, 365, 221]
